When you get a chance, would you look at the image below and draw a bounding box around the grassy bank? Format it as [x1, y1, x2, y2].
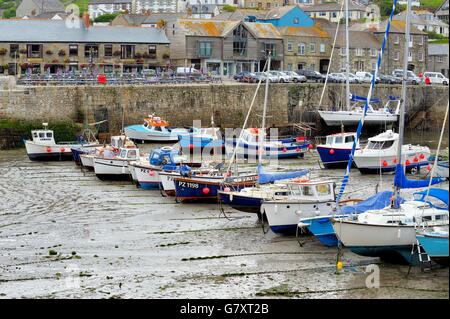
[0, 119, 81, 149]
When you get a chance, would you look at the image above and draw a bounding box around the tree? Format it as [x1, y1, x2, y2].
[93, 13, 119, 23]
[377, 0, 405, 17]
[2, 8, 16, 19]
[222, 5, 237, 12]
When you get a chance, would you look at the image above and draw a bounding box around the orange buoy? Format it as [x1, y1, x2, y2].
[202, 187, 210, 195]
[382, 160, 388, 167]
[60, 147, 65, 153]
[413, 157, 419, 163]
[329, 149, 335, 155]
[419, 153, 425, 159]
[405, 159, 411, 165]
[46, 147, 51, 153]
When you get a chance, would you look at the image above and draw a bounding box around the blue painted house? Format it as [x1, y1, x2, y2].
[255, 5, 314, 28]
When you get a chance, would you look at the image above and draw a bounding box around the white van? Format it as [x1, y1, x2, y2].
[423, 72, 449, 85]
[176, 67, 201, 75]
[355, 71, 380, 83]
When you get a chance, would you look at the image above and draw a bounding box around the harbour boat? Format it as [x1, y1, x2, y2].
[93, 140, 140, 180]
[178, 127, 224, 153]
[173, 172, 258, 203]
[70, 129, 101, 165]
[260, 179, 336, 235]
[24, 123, 97, 161]
[434, 160, 449, 180]
[353, 129, 430, 174]
[79, 135, 131, 170]
[224, 128, 311, 159]
[299, 191, 398, 247]
[316, 132, 359, 168]
[218, 165, 309, 215]
[128, 146, 200, 190]
[332, 191, 448, 264]
[124, 115, 198, 143]
[318, 96, 400, 127]
[416, 225, 449, 264]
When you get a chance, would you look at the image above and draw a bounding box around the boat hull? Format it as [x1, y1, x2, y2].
[25, 141, 75, 161]
[218, 192, 263, 214]
[125, 126, 189, 143]
[302, 217, 339, 247]
[130, 163, 162, 190]
[225, 139, 309, 159]
[80, 154, 95, 170]
[318, 110, 398, 126]
[416, 234, 449, 261]
[93, 158, 132, 180]
[316, 146, 354, 168]
[71, 145, 100, 164]
[262, 201, 334, 235]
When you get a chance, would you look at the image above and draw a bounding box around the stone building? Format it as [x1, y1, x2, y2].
[16, 0, 65, 18]
[428, 43, 449, 77]
[372, 20, 428, 75]
[394, 9, 449, 38]
[111, 12, 187, 27]
[88, 0, 132, 20]
[278, 25, 330, 72]
[167, 19, 283, 76]
[0, 19, 170, 76]
[435, 0, 449, 24]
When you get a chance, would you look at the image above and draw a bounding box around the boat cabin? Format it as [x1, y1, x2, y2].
[286, 180, 335, 202]
[143, 115, 170, 130]
[111, 135, 129, 149]
[242, 128, 265, 143]
[324, 132, 358, 148]
[117, 147, 139, 160]
[149, 147, 187, 169]
[200, 127, 221, 140]
[30, 123, 56, 146]
[364, 130, 398, 151]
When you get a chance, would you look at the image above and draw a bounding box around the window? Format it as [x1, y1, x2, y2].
[320, 43, 326, 53]
[340, 47, 346, 56]
[310, 43, 316, 53]
[418, 36, 424, 45]
[10, 44, 19, 58]
[335, 136, 343, 143]
[332, 12, 337, 18]
[319, 12, 326, 17]
[372, 62, 377, 70]
[355, 48, 363, 56]
[355, 61, 364, 70]
[84, 44, 99, 58]
[287, 42, 293, 52]
[394, 35, 400, 44]
[345, 135, 354, 143]
[316, 184, 331, 195]
[39, 132, 45, 138]
[148, 45, 157, 59]
[104, 44, 112, 57]
[371, 48, 377, 57]
[418, 51, 423, 61]
[298, 43, 305, 55]
[367, 140, 394, 149]
[27, 44, 42, 58]
[121, 45, 135, 59]
[394, 51, 400, 61]
[293, 17, 299, 24]
[264, 43, 276, 57]
[46, 132, 53, 138]
[288, 63, 293, 71]
[69, 44, 78, 56]
[302, 186, 314, 196]
[437, 55, 444, 63]
[198, 42, 211, 57]
[233, 25, 248, 56]
[408, 51, 413, 60]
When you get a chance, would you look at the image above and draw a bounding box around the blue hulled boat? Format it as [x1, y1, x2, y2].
[316, 132, 359, 168]
[416, 226, 449, 264]
[178, 127, 224, 152]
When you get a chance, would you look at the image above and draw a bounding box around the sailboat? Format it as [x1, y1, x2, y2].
[316, 0, 399, 127]
[331, 0, 448, 264]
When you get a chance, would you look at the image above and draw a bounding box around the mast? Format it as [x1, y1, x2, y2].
[395, 0, 411, 197]
[259, 52, 271, 165]
[345, 0, 350, 110]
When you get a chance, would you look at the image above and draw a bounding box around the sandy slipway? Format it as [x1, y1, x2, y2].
[0, 147, 448, 299]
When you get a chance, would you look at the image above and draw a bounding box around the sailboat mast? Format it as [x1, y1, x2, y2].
[259, 52, 271, 165]
[395, 0, 411, 196]
[345, 0, 350, 110]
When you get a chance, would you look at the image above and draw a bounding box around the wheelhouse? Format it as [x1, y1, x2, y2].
[286, 180, 335, 202]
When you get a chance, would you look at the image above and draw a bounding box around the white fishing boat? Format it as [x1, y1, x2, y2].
[434, 160, 449, 179]
[80, 135, 131, 170]
[353, 130, 430, 174]
[124, 115, 198, 143]
[24, 123, 97, 161]
[332, 197, 448, 263]
[260, 179, 336, 234]
[318, 97, 400, 127]
[93, 140, 139, 180]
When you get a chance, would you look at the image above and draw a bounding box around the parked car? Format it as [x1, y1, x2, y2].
[263, 72, 280, 83]
[422, 72, 449, 85]
[234, 71, 252, 81]
[334, 72, 360, 83]
[379, 73, 402, 84]
[355, 71, 380, 84]
[392, 69, 421, 85]
[265, 71, 290, 83]
[176, 67, 201, 76]
[297, 69, 325, 82]
[251, 72, 269, 83]
[142, 69, 156, 77]
[240, 72, 256, 83]
[327, 73, 345, 83]
[283, 71, 307, 83]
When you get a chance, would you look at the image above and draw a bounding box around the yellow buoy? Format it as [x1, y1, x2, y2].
[336, 261, 343, 270]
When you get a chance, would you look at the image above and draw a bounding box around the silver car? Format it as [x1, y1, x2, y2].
[283, 71, 307, 83]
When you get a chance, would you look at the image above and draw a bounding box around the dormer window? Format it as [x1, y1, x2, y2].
[293, 17, 299, 24]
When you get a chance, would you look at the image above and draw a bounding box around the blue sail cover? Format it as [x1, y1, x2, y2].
[350, 94, 381, 104]
[414, 188, 449, 208]
[394, 164, 443, 189]
[257, 164, 308, 184]
[340, 191, 403, 214]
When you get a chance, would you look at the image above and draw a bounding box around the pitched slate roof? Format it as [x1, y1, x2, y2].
[89, 0, 132, 4]
[177, 19, 240, 37]
[30, 0, 64, 12]
[264, 5, 297, 19]
[278, 25, 330, 38]
[245, 22, 282, 39]
[117, 13, 187, 26]
[395, 10, 449, 27]
[299, 2, 366, 12]
[428, 43, 449, 56]
[0, 19, 170, 44]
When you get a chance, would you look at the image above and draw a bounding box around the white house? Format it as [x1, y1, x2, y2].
[88, 0, 132, 20]
[394, 9, 449, 37]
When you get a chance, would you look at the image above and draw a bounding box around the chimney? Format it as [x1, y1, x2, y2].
[83, 12, 90, 29]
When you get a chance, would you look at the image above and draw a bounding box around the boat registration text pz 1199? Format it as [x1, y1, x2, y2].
[178, 181, 199, 189]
